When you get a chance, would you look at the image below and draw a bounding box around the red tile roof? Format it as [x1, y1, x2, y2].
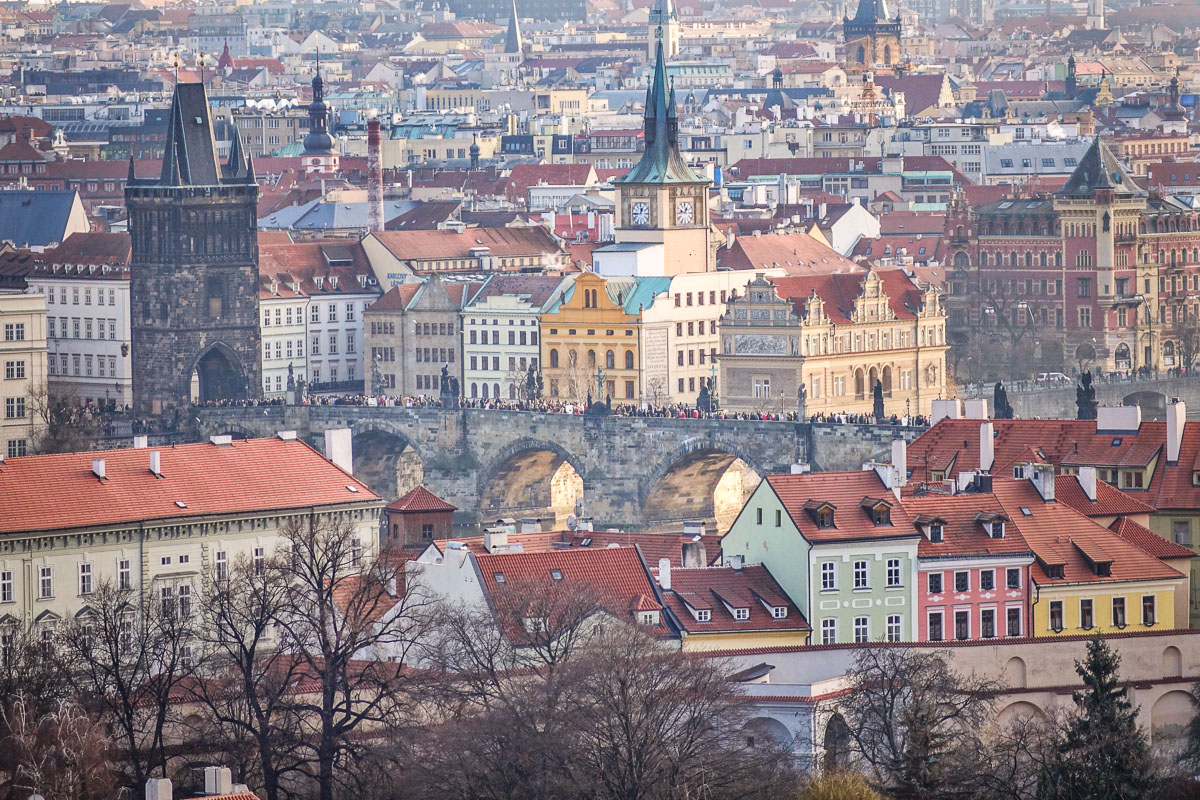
[386, 485, 457, 513]
[504, 163, 597, 203]
[1109, 517, 1196, 560]
[476, 545, 667, 634]
[0, 437, 379, 536]
[1054, 474, 1156, 518]
[662, 565, 810, 634]
[764, 471, 920, 543]
[432, 529, 722, 568]
[718, 230, 861, 273]
[901, 492, 1033, 558]
[370, 227, 561, 263]
[367, 283, 422, 312]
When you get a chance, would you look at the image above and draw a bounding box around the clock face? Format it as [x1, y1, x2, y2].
[676, 200, 694, 225]
[631, 201, 650, 226]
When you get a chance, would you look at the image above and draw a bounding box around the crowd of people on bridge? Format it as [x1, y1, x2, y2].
[190, 393, 931, 427]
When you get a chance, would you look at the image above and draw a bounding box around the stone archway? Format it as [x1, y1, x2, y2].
[189, 342, 248, 404]
[477, 440, 585, 526]
[351, 426, 425, 501]
[745, 717, 794, 750]
[1151, 690, 1193, 756]
[1124, 390, 1167, 421]
[640, 441, 764, 532]
[822, 713, 851, 770]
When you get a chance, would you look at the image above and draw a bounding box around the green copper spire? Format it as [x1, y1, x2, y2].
[614, 27, 705, 186]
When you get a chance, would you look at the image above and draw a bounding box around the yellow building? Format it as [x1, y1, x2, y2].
[0, 292, 47, 457]
[540, 272, 647, 403]
[717, 268, 949, 417]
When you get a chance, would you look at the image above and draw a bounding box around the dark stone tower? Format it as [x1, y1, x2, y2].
[843, 0, 902, 70]
[126, 82, 261, 416]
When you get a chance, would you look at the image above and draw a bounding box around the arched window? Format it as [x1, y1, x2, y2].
[587, 350, 596, 367]
[953, 251, 969, 268]
[854, 368, 865, 400]
[494, 383, 500, 397]
[1164, 340, 1176, 365]
[624, 350, 634, 369]
[605, 350, 615, 369]
[471, 383, 478, 398]
[1025, 252, 1033, 267]
[509, 384, 517, 400]
[481, 383, 489, 399]
[549, 349, 559, 368]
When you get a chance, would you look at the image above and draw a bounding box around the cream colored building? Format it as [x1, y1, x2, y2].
[718, 271, 949, 417]
[0, 292, 47, 457]
[0, 436, 382, 636]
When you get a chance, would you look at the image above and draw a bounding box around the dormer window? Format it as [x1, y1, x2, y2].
[991, 521, 1004, 539]
[818, 509, 834, 527]
[734, 608, 749, 621]
[861, 497, 892, 526]
[1047, 564, 1065, 580]
[1192, 471, 1200, 487]
[695, 609, 711, 622]
[771, 606, 788, 619]
[806, 500, 837, 529]
[930, 524, 943, 543]
[638, 610, 659, 625]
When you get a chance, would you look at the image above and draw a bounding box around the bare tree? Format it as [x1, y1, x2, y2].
[1169, 308, 1200, 375]
[0, 625, 73, 721]
[0, 697, 118, 800]
[833, 647, 1003, 800]
[59, 581, 197, 789]
[27, 384, 101, 455]
[191, 553, 307, 800]
[275, 516, 435, 800]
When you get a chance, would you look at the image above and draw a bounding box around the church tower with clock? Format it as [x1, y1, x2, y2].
[597, 27, 713, 276]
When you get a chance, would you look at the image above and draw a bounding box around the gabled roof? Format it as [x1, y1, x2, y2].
[0, 437, 378, 536]
[763, 471, 920, 543]
[901, 492, 1033, 559]
[1109, 517, 1196, 560]
[663, 565, 809, 634]
[1054, 474, 1156, 518]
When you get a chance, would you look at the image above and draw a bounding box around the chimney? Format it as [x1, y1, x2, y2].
[92, 458, 106, 480]
[367, 118, 384, 233]
[681, 538, 707, 568]
[979, 421, 994, 473]
[658, 558, 671, 590]
[1097, 405, 1141, 433]
[324, 428, 353, 474]
[145, 779, 172, 800]
[203, 767, 233, 796]
[962, 398, 988, 420]
[1030, 463, 1055, 502]
[1078, 465, 1098, 502]
[891, 438, 907, 489]
[1167, 400, 1185, 463]
[133, 435, 149, 448]
[149, 450, 162, 477]
[484, 527, 509, 553]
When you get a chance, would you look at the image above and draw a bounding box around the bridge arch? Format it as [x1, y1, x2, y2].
[640, 439, 766, 532]
[1123, 390, 1167, 421]
[477, 438, 586, 526]
[1151, 689, 1193, 753]
[997, 700, 1049, 727]
[349, 421, 426, 502]
[744, 716, 794, 750]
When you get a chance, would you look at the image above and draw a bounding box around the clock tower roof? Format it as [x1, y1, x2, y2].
[613, 30, 706, 187]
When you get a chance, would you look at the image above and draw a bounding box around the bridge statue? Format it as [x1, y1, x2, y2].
[696, 377, 715, 414]
[873, 380, 885, 421]
[993, 381, 1014, 419]
[1076, 370, 1098, 421]
[796, 382, 807, 421]
[440, 364, 459, 410]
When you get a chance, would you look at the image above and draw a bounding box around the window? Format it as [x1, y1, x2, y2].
[928, 572, 943, 594]
[4, 361, 24, 380]
[4, 323, 24, 341]
[821, 619, 837, 645]
[1049, 601, 1064, 632]
[775, 509, 782, 527]
[929, 523, 943, 542]
[422, 523, 434, 541]
[118, 559, 131, 590]
[853, 560, 868, 589]
[215, 551, 228, 582]
[981, 608, 996, 638]
[5, 398, 26, 419]
[756, 508, 762, 525]
[734, 607, 750, 620]
[1142, 595, 1156, 625]
[928, 611, 944, 641]
[821, 562, 836, 591]
[38, 566, 52, 599]
[1077, 277, 1091, 298]
[1112, 597, 1126, 627]
[954, 571, 969, 592]
[886, 558, 901, 587]
[178, 585, 192, 617]
[160, 586, 174, 617]
[886, 614, 902, 642]
[1080, 599, 1094, 629]
[772, 606, 788, 619]
[1173, 521, 1191, 546]
[1006, 607, 1021, 637]
[696, 609, 711, 622]
[980, 570, 995, 591]
[253, 547, 265, 575]
[952, 610, 969, 640]
[7, 439, 26, 458]
[853, 616, 869, 643]
[78, 563, 92, 595]
[0, 571, 11, 603]
[1006, 568, 1021, 589]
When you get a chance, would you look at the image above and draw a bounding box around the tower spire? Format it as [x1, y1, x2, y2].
[504, 0, 523, 55]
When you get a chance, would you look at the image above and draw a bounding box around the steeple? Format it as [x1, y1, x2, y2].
[504, 0, 522, 55]
[647, 0, 680, 59]
[159, 82, 221, 186]
[302, 49, 334, 155]
[218, 39, 235, 71]
[1066, 53, 1077, 100]
[1058, 137, 1144, 198]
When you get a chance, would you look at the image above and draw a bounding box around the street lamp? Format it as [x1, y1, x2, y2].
[1133, 294, 1156, 378]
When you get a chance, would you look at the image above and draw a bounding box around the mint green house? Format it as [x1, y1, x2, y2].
[721, 469, 921, 644]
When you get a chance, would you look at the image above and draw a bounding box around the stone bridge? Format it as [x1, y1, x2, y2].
[195, 406, 923, 530]
[989, 375, 1200, 420]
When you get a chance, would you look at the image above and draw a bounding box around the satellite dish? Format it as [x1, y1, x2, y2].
[567, 514, 578, 531]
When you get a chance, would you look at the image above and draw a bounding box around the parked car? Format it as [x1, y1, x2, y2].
[1036, 372, 1072, 385]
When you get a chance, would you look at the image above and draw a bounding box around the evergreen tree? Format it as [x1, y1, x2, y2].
[1039, 634, 1154, 800]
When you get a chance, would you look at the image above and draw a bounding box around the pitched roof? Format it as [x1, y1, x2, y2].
[0, 437, 378, 536]
[367, 283, 422, 312]
[371, 227, 561, 262]
[1054, 474, 1156, 518]
[662, 565, 810, 634]
[901, 492, 1033, 558]
[432, 529, 722, 568]
[0, 190, 80, 248]
[386, 485, 457, 513]
[1057, 137, 1145, 197]
[1108, 517, 1196, 560]
[718, 230, 861, 273]
[769, 268, 920, 324]
[764, 471, 920, 543]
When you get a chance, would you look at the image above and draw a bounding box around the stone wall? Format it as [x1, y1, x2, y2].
[197, 406, 921, 528]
